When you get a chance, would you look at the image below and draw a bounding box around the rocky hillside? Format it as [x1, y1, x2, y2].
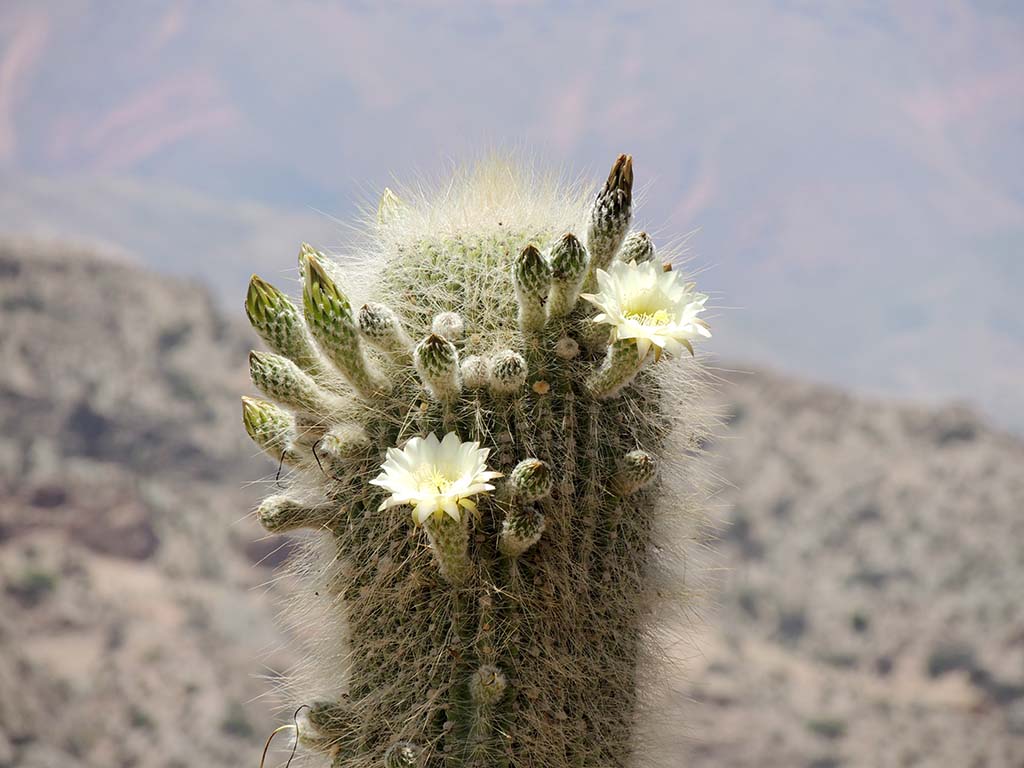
[0, 239, 295, 767]
[0, 239, 1021, 767]
[671, 369, 1024, 768]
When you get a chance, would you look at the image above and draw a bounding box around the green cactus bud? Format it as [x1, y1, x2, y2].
[585, 153, 634, 289]
[548, 233, 590, 318]
[468, 664, 507, 707]
[586, 338, 647, 400]
[377, 187, 403, 226]
[423, 513, 472, 584]
[460, 354, 489, 390]
[256, 494, 328, 533]
[498, 505, 546, 557]
[307, 700, 356, 738]
[613, 450, 658, 495]
[413, 334, 461, 401]
[431, 311, 465, 341]
[358, 301, 412, 354]
[245, 275, 323, 373]
[248, 350, 336, 414]
[508, 458, 552, 502]
[619, 231, 655, 264]
[488, 350, 527, 394]
[383, 741, 421, 768]
[241, 395, 296, 461]
[513, 244, 551, 332]
[303, 254, 389, 396]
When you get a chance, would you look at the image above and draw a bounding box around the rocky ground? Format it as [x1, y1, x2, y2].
[0, 239, 1021, 767]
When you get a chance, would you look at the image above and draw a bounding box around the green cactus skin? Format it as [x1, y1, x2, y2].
[242, 155, 713, 768]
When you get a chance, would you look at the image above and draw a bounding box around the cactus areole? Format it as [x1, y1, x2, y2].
[243, 155, 714, 767]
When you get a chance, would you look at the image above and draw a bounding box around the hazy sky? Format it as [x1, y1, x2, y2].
[1, 1, 1022, 426]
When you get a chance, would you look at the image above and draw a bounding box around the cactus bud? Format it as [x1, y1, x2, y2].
[256, 494, 328, 533]
[384, 741, 422, 768]
[499, 505, 546, 557]
[245, 275, 323, 373]
[619, 231, 655, 264]
[585, 154, 634, 288]
[377, 187, 403, 225]
[613, 450, 658, 495]
[248, 350, 336, 414]
[414, 334, 461, 401]
[460, 354, 490, 390]
[241, 396, 296, 460]
[358, 301, 413, 354]
[488, 350, 528, 394]
[513, 244, 551, 332]
[431, 311, 465, 341]
[469, 664, 507, 707]
[303, 254, 389, 396]
[547, 233, 590, 317]
[508, 458, 552, 502]
[586, 339, 647, 400]
[553, 336, 580, 360]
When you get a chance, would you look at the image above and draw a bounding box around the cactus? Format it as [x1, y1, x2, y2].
[242, 155, 714, 768]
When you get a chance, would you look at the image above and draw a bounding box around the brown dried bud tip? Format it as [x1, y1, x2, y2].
[662, 261, 673, 272]
[605, 153, 634, 205]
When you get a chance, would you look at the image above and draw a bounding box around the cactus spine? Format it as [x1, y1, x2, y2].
[243, 155, 714, 768]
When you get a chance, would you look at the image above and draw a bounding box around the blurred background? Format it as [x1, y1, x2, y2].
[0, 2, 1021, 767]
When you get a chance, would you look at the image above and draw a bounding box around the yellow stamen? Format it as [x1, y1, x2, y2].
[625, 308, 672, 326]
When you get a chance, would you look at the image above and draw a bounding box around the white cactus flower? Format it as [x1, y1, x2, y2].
[581, 260, 711, 359]
[371, 432, 502, 524]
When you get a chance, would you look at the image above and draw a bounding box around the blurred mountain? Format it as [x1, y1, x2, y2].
[0, 239, 1021, 767]
[0, 238, 297, 767]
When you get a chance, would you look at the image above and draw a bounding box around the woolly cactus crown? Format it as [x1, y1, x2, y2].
[243, 154, 714, 768]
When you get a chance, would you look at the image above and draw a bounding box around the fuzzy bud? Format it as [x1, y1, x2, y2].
[307, 700, 356, 739]
[613, 450, 658, 495]
[548, 233, 590, 317]
[303, 254, 389, 396]
[513, 244, 551, 332]
[248, 350, 335, 415]
[431, 311, 465, 341]
[499, 505, 546, 557]
[553, 336, 580, 360]
[469, 664, 508, 707]
[241, 396, 296, 461]
[488, 350, 528, 394]
[619, 231, 655, 264]
[586, 339, 647, 400]
[256, 494, 328, 533]
[585, 154, 634, 288]
[358, 302, 412, 354]
[377, 187, 403, 226]
[245, 275, 323, 374]
[414, 334, 461, 401]
[384, 741, 422, 768]
[460, 354, 490, 390]
[508, 458, 552, 502]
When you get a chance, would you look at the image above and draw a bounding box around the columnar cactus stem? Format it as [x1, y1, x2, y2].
[547, 233, 589, 318]
[512, 244, 551, 333]
[240, 154, 715, 768]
